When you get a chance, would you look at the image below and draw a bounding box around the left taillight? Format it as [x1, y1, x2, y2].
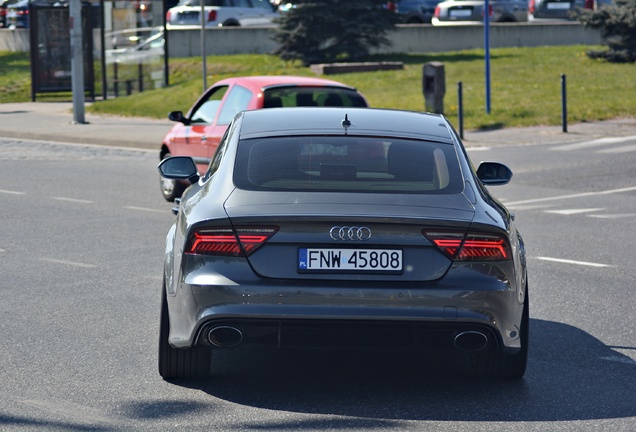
[185, 227, 278, 257]
[423, 230, 511, 261]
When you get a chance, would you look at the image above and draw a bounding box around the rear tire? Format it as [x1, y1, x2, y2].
[471, 289, 529, 379]
[158, 286, 211, 380]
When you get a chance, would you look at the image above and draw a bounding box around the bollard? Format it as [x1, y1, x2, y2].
[423, 62, 445, 114]
[561, 74, 567, 133]
[457, 81, 464, 140]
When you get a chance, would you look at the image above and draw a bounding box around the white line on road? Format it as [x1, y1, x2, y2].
[588, 213, 636, 219]
[505, 185, 636, 207]
[124, 206, 169, 214]
[466, 146, 491, 151]
[536, 256, 611, 268]
[0, 189, 26, 195]
[552, 136, 636, 151]
[597, 143, 636, 154]
[53, 197, 94, 204]
[502, 203, 555, 211]
[544, 208, 604, 215]
[40, 258, 97, 268]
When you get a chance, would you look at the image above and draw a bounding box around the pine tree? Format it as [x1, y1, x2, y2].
[273, 0, 396, 65]
[576, 0, 636, 62]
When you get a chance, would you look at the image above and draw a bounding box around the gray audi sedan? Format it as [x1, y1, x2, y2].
[158, 107, 529, 380]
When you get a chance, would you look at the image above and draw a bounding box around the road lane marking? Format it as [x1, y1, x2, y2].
[552, 136, 636, 151]
[505, 185, 636, 207]
[466, 146, 491, 151]
[124, 206, 168, 214]
[536, 256, 611, 268]
[40, 258, 97, 268]
[597, 143, 636, 154]
[0, 189, 26, 195]
[544, 208, 604, 215]
[53, 197, 94, 204]
[600, 356, 636, 366]
[588, 213, 636, 219]
[502, 203, 555, 211]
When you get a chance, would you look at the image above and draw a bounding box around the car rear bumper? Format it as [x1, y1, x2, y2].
[166, 261, 524, 354]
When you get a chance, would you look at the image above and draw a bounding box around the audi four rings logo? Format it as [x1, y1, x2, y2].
[329, 226, 372, 241]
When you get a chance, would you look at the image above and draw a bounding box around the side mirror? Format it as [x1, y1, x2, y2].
[476, 162, 513, 186]
[158, 156, 199, 184]
[168, 110, 190, 125]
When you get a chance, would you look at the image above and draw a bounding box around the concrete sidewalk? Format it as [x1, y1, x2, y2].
[1, 101, 636, 150]
[0, 102, 172, 150]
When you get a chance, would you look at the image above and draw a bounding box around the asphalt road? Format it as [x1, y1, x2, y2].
[0, 135, 635, 431]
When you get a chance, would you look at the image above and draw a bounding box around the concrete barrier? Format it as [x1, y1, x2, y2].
[1, 22, 602, 56]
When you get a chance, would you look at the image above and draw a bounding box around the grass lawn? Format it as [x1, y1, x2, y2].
[1, 45, 634, 130]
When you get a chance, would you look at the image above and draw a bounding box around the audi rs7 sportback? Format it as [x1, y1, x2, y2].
[158, 107, 529, 380]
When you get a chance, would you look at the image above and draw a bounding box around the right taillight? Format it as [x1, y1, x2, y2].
[207, 10, 217, 22]
[185, 227, 278, 257]
[423, 231, 511, 261]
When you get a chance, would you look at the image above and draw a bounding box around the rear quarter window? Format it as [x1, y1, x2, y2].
[263, 87, 367, 108]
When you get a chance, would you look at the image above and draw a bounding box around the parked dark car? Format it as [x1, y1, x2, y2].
[0, 0, 20, 27]
[389, 0, 443, 23]
[157, 107, 529, 381]
[5, 0, 68, 28]
[5, 0, 29, 28]
[159, 75, 369, 201]
[432, 0, 528, 24]
[529, 0, 611, 20]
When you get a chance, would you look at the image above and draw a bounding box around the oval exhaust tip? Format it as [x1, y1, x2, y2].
[454, 331, 489, 353]
[208, 326, 243, 348]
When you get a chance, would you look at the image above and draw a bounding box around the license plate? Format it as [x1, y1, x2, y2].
[298, 248, 402, 272]
[450, 8, 473, 17]
[547, 2, 571, 9]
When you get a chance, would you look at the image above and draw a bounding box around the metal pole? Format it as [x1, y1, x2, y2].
[69, 0, 86, 124]
[561, 74, 567, 133]
[458, 81, 464, 140]
[484, 0, 491, 114]
[100, 0, 107, 100]
[200, 0, 207, 91]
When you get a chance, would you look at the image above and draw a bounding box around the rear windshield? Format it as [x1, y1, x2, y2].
[262, 87, 367, 108]
[234, 136, 463, 194]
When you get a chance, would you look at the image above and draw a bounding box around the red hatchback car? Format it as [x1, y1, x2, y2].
[159, 75, 369, 200]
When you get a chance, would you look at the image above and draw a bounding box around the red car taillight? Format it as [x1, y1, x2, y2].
[185, 227, 278, 257]
[584, 0, 595, 9]
[481, 4, 493, 17]
[166, 10, 171, 21]
[528, 0, 535, 14]
[434, 5, 441, 17]
[207, 10, 217, 22]
[424, 231, 511, 261]
[386, 1, 397, 13]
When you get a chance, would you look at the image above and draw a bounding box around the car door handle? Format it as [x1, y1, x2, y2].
[201, 135, 207, 142]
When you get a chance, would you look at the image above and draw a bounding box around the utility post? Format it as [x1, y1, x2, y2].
[69, 0, 86, 124]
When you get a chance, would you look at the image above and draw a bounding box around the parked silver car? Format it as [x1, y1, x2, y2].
[432, 0, 528, 24]
[166, 0, 278, 28]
